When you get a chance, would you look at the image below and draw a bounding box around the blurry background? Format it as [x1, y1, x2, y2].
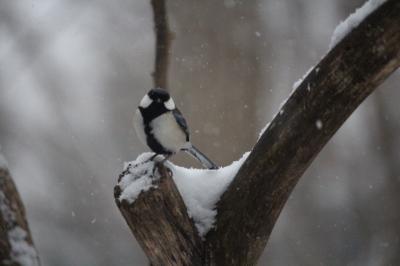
[0, 0, 399, 265]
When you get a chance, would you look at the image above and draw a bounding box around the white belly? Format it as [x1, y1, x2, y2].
[151, 112, 189, 153]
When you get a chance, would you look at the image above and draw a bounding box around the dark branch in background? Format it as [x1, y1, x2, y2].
[206, 1, 400, 264]
[116, 0, 400, 265]
[151, 0, 172, 90]
[0, 161, 40, 266]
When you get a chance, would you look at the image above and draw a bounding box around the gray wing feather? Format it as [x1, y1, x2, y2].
[172, 109, 218, 169]
[172, 108, 190, 141]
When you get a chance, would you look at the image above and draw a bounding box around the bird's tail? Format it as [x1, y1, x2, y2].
[184, 146, 218, 170]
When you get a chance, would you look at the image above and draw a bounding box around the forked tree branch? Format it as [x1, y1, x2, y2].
[0, 161, 40, 265]
[116, 0, 400, 265]
[206, 0, 400, 264]
[151, 0, 172, 89]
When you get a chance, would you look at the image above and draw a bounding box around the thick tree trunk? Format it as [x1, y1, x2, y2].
[0, 158, 40, 266]
[115, 0, 400, 265]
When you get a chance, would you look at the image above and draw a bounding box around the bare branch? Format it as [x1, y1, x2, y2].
[207, 1, 400, 264]
[151, 0, 172, 89]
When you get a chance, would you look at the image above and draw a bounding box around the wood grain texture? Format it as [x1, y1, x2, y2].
[206, 1, 400, 264]
[114, 163, 203, 266]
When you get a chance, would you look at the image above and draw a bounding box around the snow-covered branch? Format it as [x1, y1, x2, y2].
[114, 152, 249, 265]
[208, 0, 400, 264]
[115, 0, 400, 265]
[0, 154, 40, 266]
[114, 157, 204, 266]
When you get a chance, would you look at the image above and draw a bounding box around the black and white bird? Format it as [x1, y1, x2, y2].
[134, 88, 218, 169]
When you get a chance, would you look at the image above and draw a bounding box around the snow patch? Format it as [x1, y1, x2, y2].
[0, 191, 15, 222]
[118, 153, 159, 203]
[8, 227, 39, 266]
[119, 152, 250, 237]
[258, 122, 270, 141]
[170, 152, 250, 237]
[329, 0, 387, 49]
[316, 120, 323, 130]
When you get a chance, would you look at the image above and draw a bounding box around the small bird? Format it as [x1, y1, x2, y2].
[133, 88, 218, 169]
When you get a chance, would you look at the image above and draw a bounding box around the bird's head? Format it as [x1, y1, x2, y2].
[139, 88, 175, 111]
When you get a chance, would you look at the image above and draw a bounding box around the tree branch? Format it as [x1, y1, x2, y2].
[207, 0, 400, 264]
[117, 0, 400, 265]
[151, 0, 172, 89]
[114, 163, 203, 266]
[0, 159, 40, 266]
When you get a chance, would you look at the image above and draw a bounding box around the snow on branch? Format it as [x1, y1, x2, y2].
[115, 0, 400, 265]
[330, 0, 387, 49]
[0, 156, 40, 266]
[114, 158, 204, 265]
[171, 152, 249, 236]
[208, 0, 400, 264]
[117, 152, 249, 238]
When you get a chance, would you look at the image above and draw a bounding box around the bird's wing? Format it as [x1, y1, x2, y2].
[172, 108, 190, 141]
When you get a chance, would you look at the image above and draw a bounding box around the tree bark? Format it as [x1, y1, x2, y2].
[114, 163, 203, 266]
[116, 0, 400, 265]
[206, 1, 400, 264]
[0, 159, 40, 266]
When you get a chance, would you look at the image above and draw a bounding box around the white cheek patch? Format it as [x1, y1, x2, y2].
[139, 94, 152, 108]
[164, 97, 175, 110]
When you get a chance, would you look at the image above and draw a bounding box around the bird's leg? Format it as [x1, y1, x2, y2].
[149, 153, 158, 161]
[160, 154, 172, 164]
[127, 153, 159, 171]
[152, 154, 172, 176]
[138, 153, 158, 166]
[140, 153, 159, 177]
